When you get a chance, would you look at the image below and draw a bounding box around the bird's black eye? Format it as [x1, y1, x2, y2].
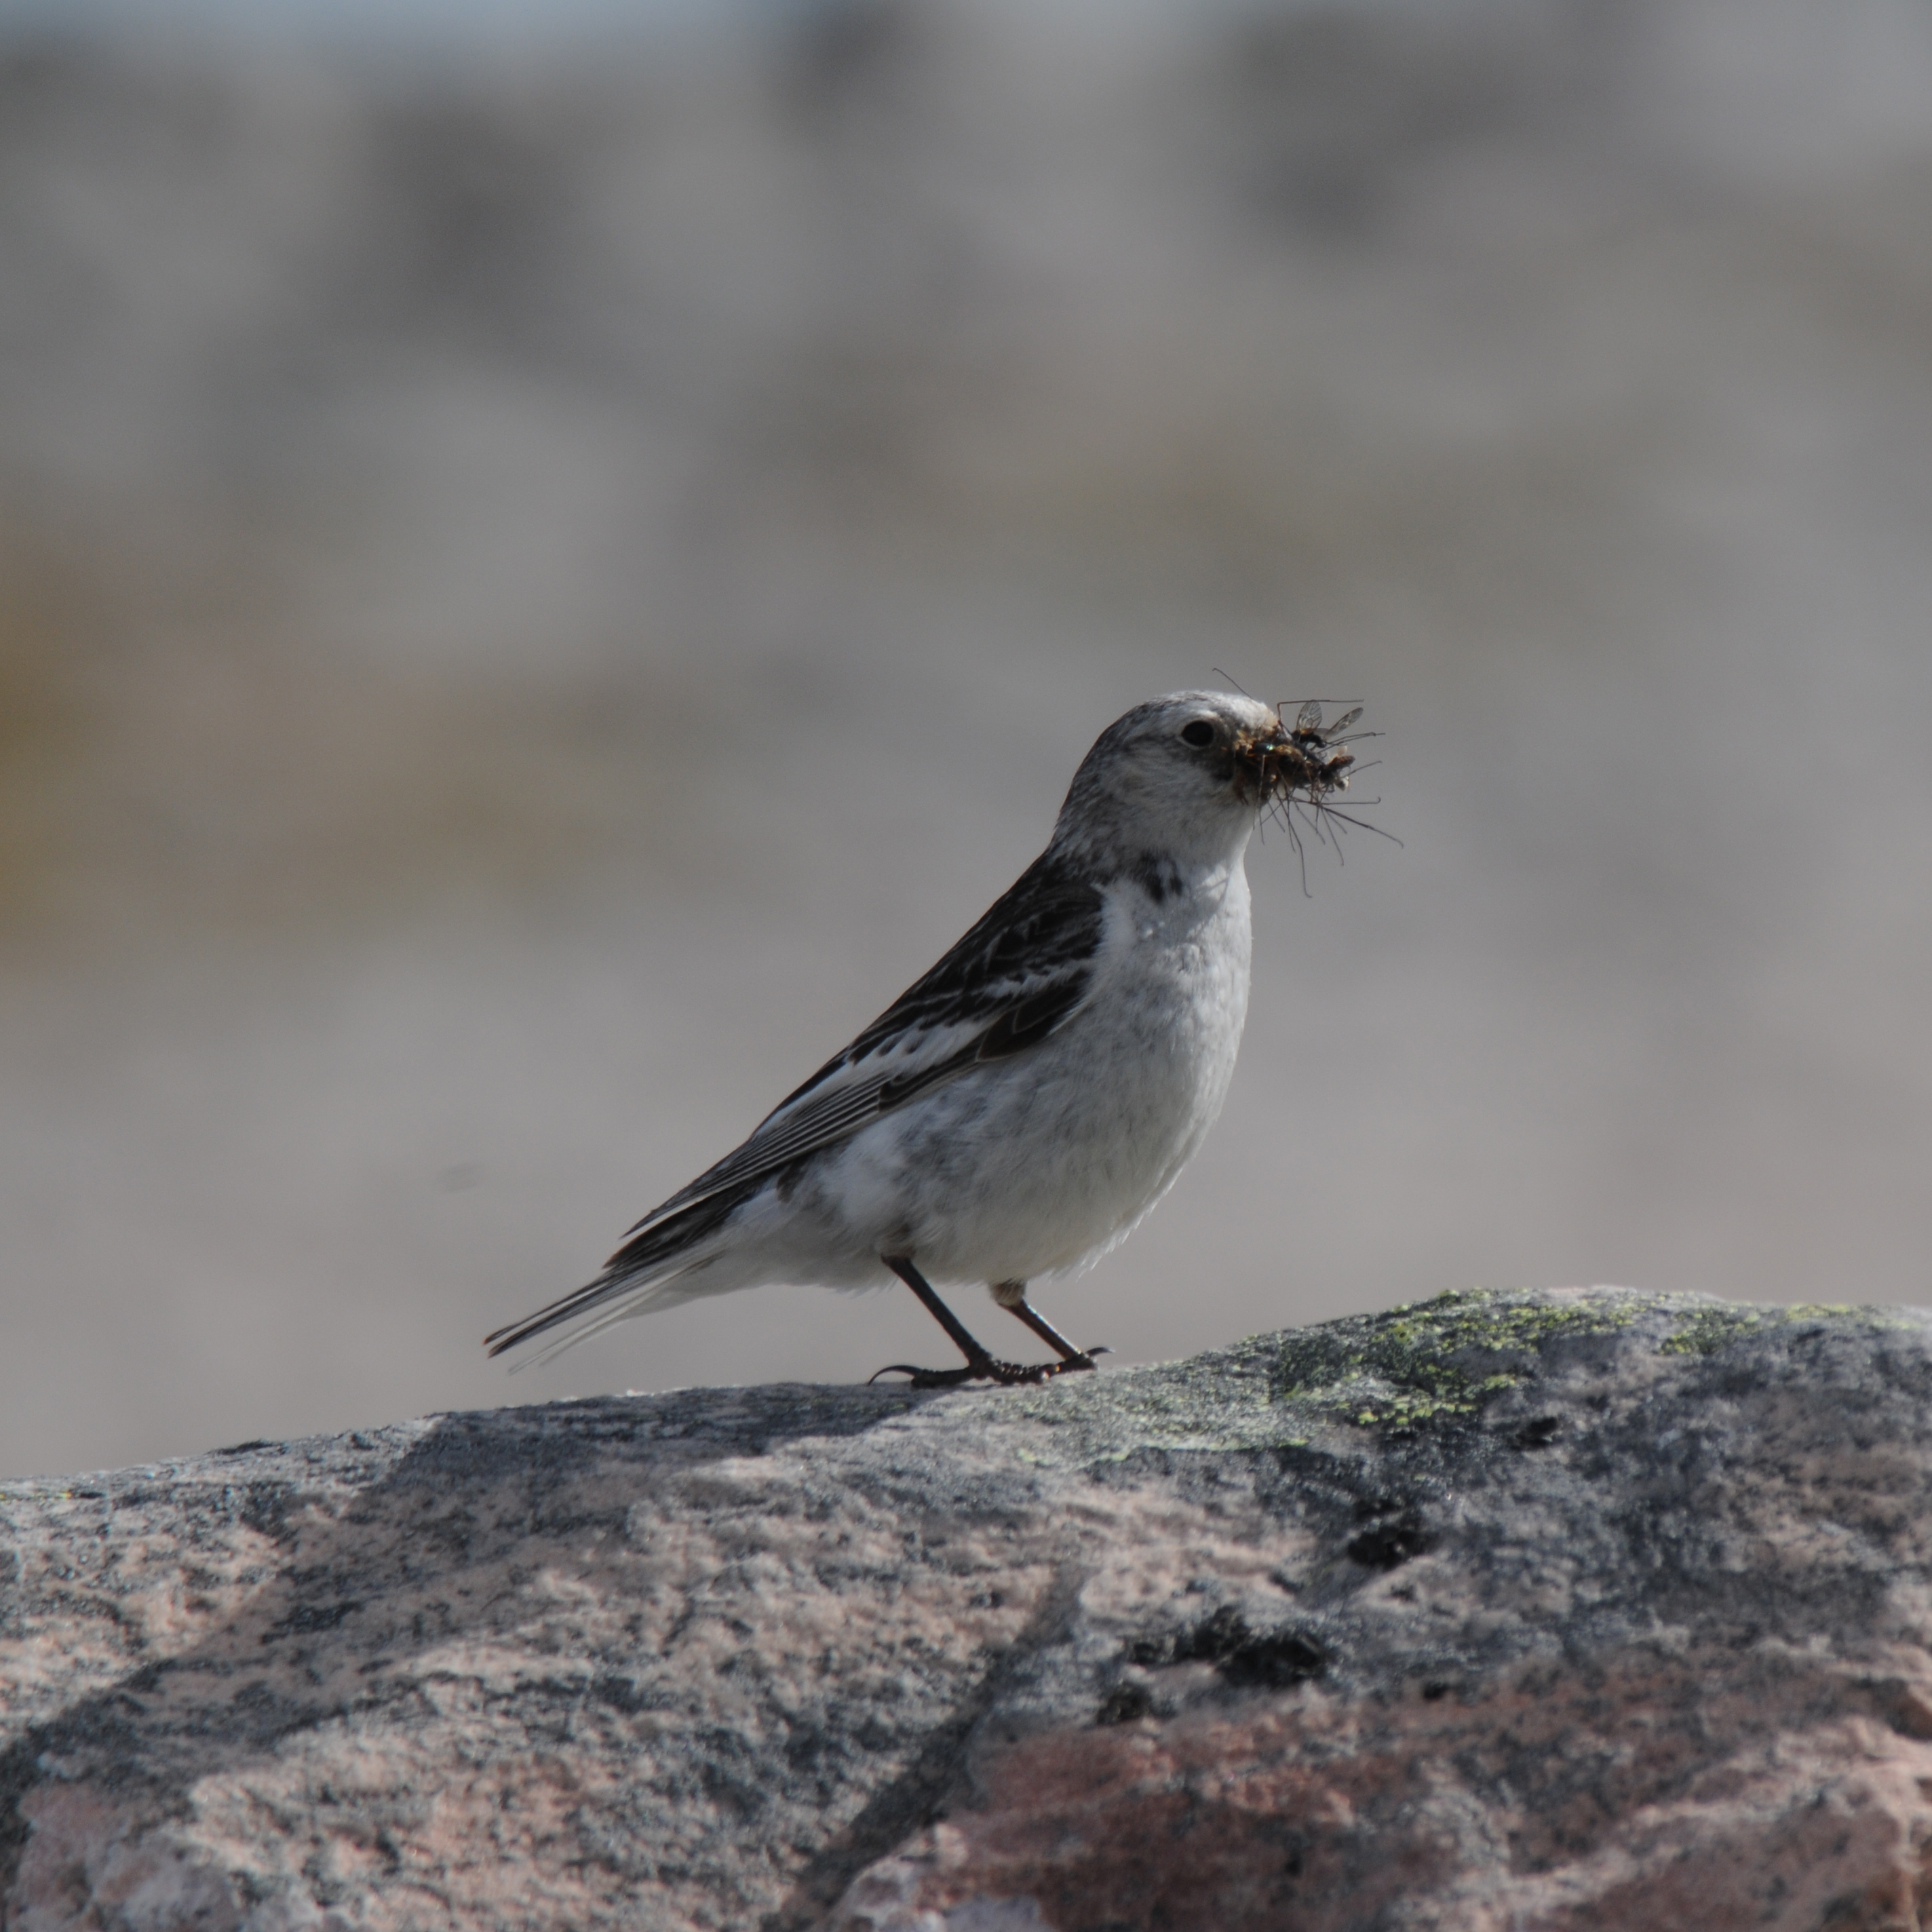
[1180, 719, 1216, 748]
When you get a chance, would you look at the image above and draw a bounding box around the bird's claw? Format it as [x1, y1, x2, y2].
[868, 1361, 980, 1389]
[868, 1350, 1107, 1390]
[1030, 1351, 1104, 1380]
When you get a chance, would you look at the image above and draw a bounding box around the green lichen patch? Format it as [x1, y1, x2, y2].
[1271, 1288, 1646, 1433]
[1658, 1300, 1916, 1357]
[1659, 1304, 1778, 1357]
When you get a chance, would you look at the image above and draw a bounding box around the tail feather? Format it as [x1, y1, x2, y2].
[483, 1179, 756, 1364]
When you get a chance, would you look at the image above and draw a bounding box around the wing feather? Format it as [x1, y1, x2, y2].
[617, 851, 1105, 1243]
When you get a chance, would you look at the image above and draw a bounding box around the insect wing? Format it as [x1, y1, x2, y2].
[1294, 700, 1324, 733]
[1329, 706, 1363, 735]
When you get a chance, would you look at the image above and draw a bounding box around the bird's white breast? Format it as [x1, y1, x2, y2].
[830, 854, 1254, 1285]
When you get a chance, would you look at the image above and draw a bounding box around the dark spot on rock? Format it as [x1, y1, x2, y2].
[261, 1601, 362, 1643]
[239, 1484, 300, 1545]
[1867, 1678, 1932, 1740]
[1172, 1604, 1253, 1664]
[1509, 1416, 1562, 1450]
[1135, 1606, 1328, 1690]
[1096, 1682, 1154, 1726]
[1218, 1629, 1327, 1690]
[1820, 1890, 1879, 1931]
[1346, 1514, 1431, 1570]
[1421, 1680, 1453, 1701]
[216, 1440, 274, 1457]
[592, 1676, 656, 1714]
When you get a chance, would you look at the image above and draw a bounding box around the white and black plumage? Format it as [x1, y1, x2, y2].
[485, 691, 1361, 1386]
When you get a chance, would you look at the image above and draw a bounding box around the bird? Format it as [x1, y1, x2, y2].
[484, 690, 1363, 1388]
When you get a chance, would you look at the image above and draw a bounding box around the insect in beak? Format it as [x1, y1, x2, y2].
[1234, 701, 1362, 807]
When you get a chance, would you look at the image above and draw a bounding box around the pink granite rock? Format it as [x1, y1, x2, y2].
[5, 1291, 1932, 1930]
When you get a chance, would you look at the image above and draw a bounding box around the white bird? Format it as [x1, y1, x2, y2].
[486, 691, 1362, 1387]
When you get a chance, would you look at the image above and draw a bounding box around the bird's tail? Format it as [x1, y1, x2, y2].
[482, 1181, 752, 1367]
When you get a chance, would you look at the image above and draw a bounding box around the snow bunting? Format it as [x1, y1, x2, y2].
[486, 691, 1364, 1386]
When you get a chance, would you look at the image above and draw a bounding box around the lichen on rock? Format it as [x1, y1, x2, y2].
[1271, 1284, 1646, 1429]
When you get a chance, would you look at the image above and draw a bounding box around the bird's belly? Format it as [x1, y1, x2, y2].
[833, 933, 1250, 1284]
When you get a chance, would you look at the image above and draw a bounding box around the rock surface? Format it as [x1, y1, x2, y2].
[7, 1288, 1932, 1931]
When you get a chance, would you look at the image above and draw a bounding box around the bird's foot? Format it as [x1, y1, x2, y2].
[869, 1348, 1108, 1391]
[1022, 1347, 1110, 1380]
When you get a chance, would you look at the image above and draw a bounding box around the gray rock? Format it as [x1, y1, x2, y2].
[6, 1289, 1932, 1930]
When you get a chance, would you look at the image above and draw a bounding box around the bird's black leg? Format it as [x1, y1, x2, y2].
[992, 1280, 1106, 1375]
[872, 1256, 1051, 1389]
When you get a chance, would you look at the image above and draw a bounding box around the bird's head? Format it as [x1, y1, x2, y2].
[1051, 690, 1360, 870]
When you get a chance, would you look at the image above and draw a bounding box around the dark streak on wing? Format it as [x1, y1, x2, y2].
[624, 851, 1104, 1240]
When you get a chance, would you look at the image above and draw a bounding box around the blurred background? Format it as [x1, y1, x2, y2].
[2, 0, 1929, 1479]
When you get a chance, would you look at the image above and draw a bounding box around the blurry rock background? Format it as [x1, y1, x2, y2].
[1, 0, 1929, 1480]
